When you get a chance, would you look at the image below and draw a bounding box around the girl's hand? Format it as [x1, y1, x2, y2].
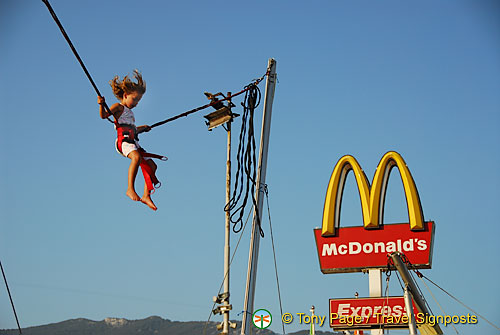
[137, 125, 151, 133]
[98, 96, 105, 105]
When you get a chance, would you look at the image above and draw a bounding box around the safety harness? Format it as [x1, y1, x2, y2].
[115, 123, 167, 193]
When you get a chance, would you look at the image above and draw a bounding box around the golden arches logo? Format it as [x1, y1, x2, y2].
[322, 151, 424, 236]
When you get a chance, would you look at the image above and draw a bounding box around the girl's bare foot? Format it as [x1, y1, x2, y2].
[126, 189, 141, 201]
[141, 196, 157, 211]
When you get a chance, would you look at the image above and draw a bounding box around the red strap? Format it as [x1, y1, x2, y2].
[141, 151, 168, 161]
[115, 127, 165, 192]
[139, 151, 161, 192]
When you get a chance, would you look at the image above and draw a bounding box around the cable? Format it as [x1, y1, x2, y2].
[391, 263, 405, 292]
[42, 0, 269, 130]
[224, 84, 264, 237]
[377, 268, 391, 332]
[1, 260, 22, 334]
[409, 270, 434, 316]
[264, 185, 286, 335]
[150, 77, 265, 129]
[419, 273, 500, 332]
[418, 276, 459, 334]
[41, 0, 114, 123]
[202, 208, 253, 335]
[398, 252, 435, 316]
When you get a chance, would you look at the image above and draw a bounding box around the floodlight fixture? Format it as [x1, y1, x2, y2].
[204, 106, 233, 130]
[212, 292, 230, 304]
[203, 91, 238, 130]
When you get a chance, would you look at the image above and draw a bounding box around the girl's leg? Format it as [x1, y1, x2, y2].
[126, 150, 142, 201]
[141, 159, 158, 211]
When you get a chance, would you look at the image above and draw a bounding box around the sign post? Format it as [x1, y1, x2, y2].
[368, 269, 383, 335]
[404, 285, 418, 335]
[315, 152, 438, 334]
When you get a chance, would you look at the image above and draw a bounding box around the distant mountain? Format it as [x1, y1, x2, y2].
[0, 316, 339, 335]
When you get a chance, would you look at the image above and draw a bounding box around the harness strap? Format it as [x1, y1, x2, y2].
[141, 151, 168, 161]
[116, 123, 138, 142]
[115, 125, 166, 193]
[139, 148, 166, 193]
[140, 156, 156, 192]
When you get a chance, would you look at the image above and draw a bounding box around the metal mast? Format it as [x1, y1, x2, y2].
[390, 252, 443, 335]
[241, 58, 277, 335]
[403, 285, 418, 335]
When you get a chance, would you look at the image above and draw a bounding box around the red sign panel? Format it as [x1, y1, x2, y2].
[314, 222, 435, 273]
[330, 296, 415, 330]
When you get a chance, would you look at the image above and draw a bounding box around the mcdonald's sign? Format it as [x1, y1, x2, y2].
[329, 296, 416, 330]
[314, 151, 435, 273]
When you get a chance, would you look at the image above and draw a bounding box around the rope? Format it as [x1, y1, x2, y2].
[406, 269, 433, 316]
[150, 74, 267, 129]
[224, 84, 264, 237]
[418, 273, 500, 332]
[42, 0, 269, 130]
[41, 0, 114, 124]
[418, 275, 459, 334]
[377, 268, 391, 332]
[387, 255, 405, 292]
[399, 252, 435, 315]
[394, 271, 405, 291]
[1, 260, 22, 334]
[263, 184, 286, 335]
[202, 208, 253, 335]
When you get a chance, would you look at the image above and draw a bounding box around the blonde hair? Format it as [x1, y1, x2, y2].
[109, 69, 146, 99]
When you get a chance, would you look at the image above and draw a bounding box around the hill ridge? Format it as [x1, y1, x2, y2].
[0, 315, 338, 335]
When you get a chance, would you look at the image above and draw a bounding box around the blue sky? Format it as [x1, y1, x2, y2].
[1, 1, 499, 334]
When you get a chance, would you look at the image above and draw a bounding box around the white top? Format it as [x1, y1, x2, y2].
[117, 104, 136, 126]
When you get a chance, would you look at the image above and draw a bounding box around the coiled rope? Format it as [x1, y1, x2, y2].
[224, 84, 264, 237]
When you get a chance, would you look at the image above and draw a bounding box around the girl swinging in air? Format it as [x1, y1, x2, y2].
[98, 70, 162, 211]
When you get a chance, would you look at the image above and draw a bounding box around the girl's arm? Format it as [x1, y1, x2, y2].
[98, 97, 123, 120]
[98, 96, 109, 119]
[137, 125, 152, 133]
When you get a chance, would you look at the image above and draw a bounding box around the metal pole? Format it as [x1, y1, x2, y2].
[390, 252, 443, 335]
[368, 269, 383, 335]
[310, 305, 316, 335]
[403, 285, 418, 335]
[222, 93, 232, 335]
[390, 252, 430, 316]
[241, 58, 277, 335]
[354, 292, 362, 335]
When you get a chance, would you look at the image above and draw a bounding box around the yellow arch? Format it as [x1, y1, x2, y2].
[322, 151, 424, 236]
